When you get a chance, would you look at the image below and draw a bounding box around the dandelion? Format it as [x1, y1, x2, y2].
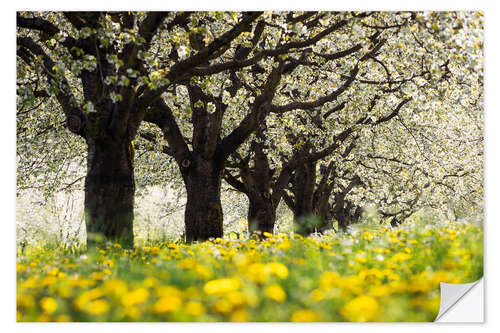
[214, 299, 233, 314]
[185, 301, 205, 316]
[230, 309, 248, 322]
[225, 291, 246, 306]
[153, 295, 182, 314]
[391, 252, 411, 262]
[267, 262, 289, 279]
[291, 309, 320, 322]
[319, 271, 340, 289]
[121, 288, 149, 307]
[87, 299, 110, 315]
[40, 297, 57, 314]
[310, 288, 324, 302]
[245, 263, 269, 284]
[340, 296, 380, 322]
[204, 278, 241, 295]
[265, 284, 286, 302]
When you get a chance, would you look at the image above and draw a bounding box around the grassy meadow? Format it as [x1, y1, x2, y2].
[16, 217, 483, 322]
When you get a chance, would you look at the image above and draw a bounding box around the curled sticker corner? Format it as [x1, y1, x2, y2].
[435, 278, 483, 322]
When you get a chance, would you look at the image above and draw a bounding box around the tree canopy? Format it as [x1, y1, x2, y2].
[17, 11, 483, 246]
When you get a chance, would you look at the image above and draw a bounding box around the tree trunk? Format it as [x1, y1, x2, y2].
[85, 137, 135, 248]
[293, 161, 320, 235]
[183, 157, 224, 242]
[247, 196, 276, 234]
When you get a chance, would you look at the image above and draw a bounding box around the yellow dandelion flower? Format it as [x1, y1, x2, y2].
[87, 299, 110, 315]
[101, 279, 128, 297]
[230, 309, 248, 322]
[340, 295, 380, 322]
[267, 262, 289, 279]
[40, 297, 57, 314]
[153, 295, 182, 314]
[204, 278, 241, 294]
[40, 275, 57, 287]
[310, 288, 324, 302]
[391, 252, 411, 262]
[155, 285, 182, 298]
[355, 254, 367, 263]
[245, 263, 269, 284]
[265, 284, 286, 302]
[368, 285, 392, 297]
[121, 288, 149, 307]
[319, 271, 340, 289]
[195, 264, 212, 280]
[214, 299, 233, 314]
[185, 301, 205, 316]
[225, 291, 246, 306]
[124, 305, 140, 320]
[277, 240, 292, 250]
[291, 309, 320, 322]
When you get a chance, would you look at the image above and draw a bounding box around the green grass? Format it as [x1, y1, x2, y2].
[17, 219, 483, 322]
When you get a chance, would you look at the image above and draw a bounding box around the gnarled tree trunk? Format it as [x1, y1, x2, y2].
[292, 160, 320, 235]
[247, 195, 276, 234]
[85, 136, 135, 248]
[183, 156, 224, 242]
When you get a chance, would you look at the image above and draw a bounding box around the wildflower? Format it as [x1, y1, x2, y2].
[121, 288, 149, 307]
[354, 254, 367, 263]
[87, 299, 110, 315]
[40, 297, 57, 314]
[226, 291, 246, 306]
[277, 240, 291, 250]
[195, 264, 212, 280]
[40, 275, 57, 287]
[391, 252, 411, 262]
[319, 271, 340, 289]
[153, 295, 182, 314]
[245, 263, 269, 284]
[291, 309, 320, 322]
[124, 305, 140, 320]
[101, 279, 128, 297]
[310, 288, 325, 302]
[155, 285, 182, 298]
[74, 288, 105, 311]
[214, 299, 233, 314]
[204, 278, 241, 295]
[368, 285, 392, 297]
[265, 284, 286, 302]
[340, 296, 380, 322]
[268, 262, 289, 279]
[230, 309, 248, 322]
[185, 301, 205, 316]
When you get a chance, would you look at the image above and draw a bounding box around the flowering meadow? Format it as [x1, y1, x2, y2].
[17, 220, 483, 322]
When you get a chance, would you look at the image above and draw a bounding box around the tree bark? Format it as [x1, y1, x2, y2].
[292, 160, 321, 235]
[247, 195, 276, 234]
[84, 136, 135, 248]
[183, 156, 224, 242]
